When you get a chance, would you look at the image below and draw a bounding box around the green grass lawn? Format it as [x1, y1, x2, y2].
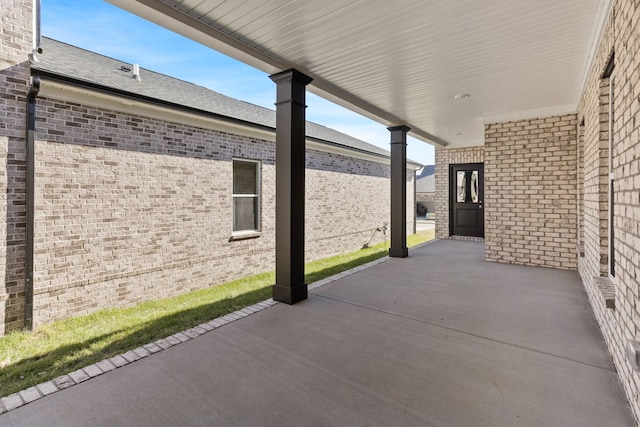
[0, 229, 434, 397]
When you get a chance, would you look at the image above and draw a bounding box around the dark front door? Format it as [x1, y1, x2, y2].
[450, 163, 484, 237]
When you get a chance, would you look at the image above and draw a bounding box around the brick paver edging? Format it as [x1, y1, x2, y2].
[0, 243, 441, 416]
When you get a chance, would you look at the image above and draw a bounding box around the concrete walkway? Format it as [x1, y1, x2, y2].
[1, 240, 635, 426]
[416, 218, 435, 232]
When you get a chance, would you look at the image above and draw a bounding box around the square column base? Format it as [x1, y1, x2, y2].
[273, 283, 308, 304]
[389, 247, 409, 258]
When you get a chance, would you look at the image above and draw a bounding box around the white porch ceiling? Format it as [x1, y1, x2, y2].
[107, 0, 611, 148]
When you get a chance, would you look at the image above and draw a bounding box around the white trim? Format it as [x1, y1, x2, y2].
[229, 230, 262, 241]
[232, 158, 261, 233]
[482, 104, 577, 125]
[36, 79, 422, 169]
[576, 0, 615, 107]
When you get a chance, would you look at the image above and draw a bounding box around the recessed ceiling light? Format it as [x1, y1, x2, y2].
[454, 93, 471, 100]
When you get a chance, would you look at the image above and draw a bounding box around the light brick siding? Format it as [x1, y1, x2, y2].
[436, 118, 578, 271]
[434, 146, 484, 239]
[306, 150, 400, 260]
[0, 0, 32, 331]
[416, 192, 434, 203]
[576, 0, 640, 420]
[577, 121, 585, 248]
[25, 97, 410, 328]
[484, 114, 578, 270]
[416, 192, 434, 216]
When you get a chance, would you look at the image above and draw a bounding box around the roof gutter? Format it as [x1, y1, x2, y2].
[31, 69, 275, 135]
[25, 76, 41, 331]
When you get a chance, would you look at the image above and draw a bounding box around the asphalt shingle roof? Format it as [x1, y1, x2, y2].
[416, 165, 435, 193]
[417, 165, 435, 178]
[32, 38, 411, 161]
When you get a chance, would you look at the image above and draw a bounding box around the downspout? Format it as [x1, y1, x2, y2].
[25, 76, 40, 330]
[33, 0, 43, 54]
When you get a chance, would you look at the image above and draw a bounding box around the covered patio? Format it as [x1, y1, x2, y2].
[1, 240, 634, 426]
[1, 0, 637, 422]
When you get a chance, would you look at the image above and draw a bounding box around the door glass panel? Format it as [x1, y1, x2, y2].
[456, 171, 466, 202]
[471, 170, 479, 203]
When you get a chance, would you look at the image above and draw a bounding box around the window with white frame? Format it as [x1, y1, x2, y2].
[232, 159, 260, 232]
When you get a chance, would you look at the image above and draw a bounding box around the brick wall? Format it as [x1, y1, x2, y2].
[416, 192, 434, 203]
[484, 114, 578, 270]
[577, 0, 640, 420]
[577, 121, 585, 248]
[0, 0, 32, 333]
[435, 119, 578, 270]
[434, 146, 484, 238]
[306, 150, 397, 260]
[28, 97, 409, 327]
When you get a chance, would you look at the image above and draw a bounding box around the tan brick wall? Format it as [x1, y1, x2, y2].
[484, 114, 578, 270]
[577, 121, 585, 247]
[434, 146, 484, 238]
[306, 151, 399, 260]
[416, 192, 434, 203]
[435, 118, 578, 271]
[28, 97, 409, 327]
[0, 0, 32, 333]
[577, 0, 640, 420]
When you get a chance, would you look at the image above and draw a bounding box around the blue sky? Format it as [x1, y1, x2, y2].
[42, 0, 434, 165]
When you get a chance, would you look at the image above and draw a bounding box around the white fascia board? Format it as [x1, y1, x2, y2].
[575, 0, 615, 107]
[37, 79, 421, 168]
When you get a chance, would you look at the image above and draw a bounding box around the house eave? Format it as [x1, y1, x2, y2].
[32, 73, 420, 168]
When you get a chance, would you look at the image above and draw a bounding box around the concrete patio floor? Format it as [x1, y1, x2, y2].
[1, 240, 635, 426]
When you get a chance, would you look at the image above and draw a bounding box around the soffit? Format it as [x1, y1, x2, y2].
[107, 0, 610, 148]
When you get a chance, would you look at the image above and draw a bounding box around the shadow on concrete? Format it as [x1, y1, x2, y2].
[0, 286, 270, 397]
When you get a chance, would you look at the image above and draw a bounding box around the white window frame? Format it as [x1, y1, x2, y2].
[232, 158, 261, 236]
